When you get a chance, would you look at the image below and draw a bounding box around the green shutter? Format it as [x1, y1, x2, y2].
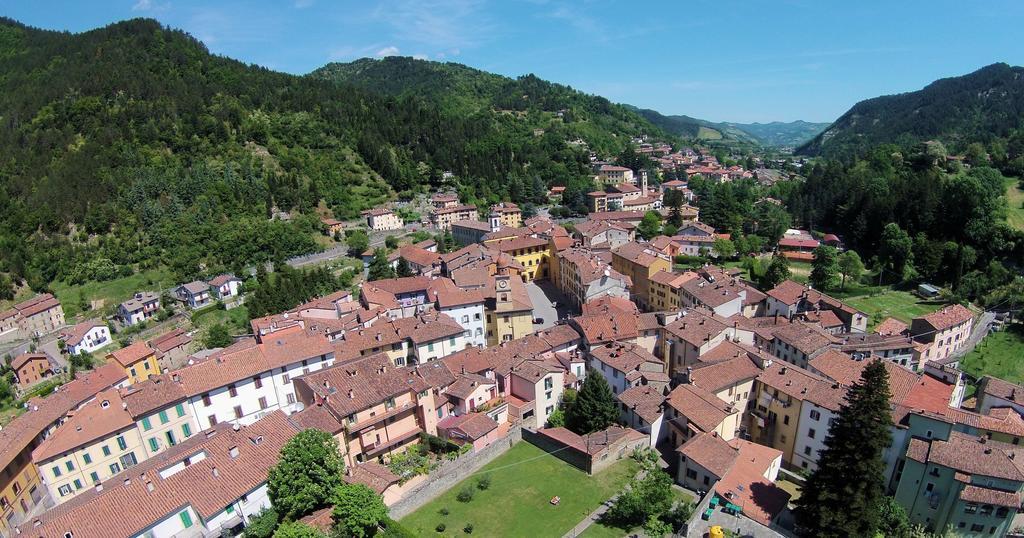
[142, 417, 152, 430]
[159, 410, 169, 424]
[149, 438, 159, 452]
[179, 510, 193, 528]
[102, 445, 111, 456]
[175, 403, 185, 417]
[66, 461, 74, 472]
[82, 453, 92, 465]
[51, 466, 61, 478]
[73, 479, 82, 490]
[117, 436, 127, 450]
[182, 423, 192, 438]
[89, 472, 99, 484]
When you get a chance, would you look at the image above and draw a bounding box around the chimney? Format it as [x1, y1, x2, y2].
[348, 389, 354, 399]
[228, 446, 239, 458]
[94, 483, 103, 492]
[232, 423, 240, 432]
[145, 480, 154, 492]
[123, 477, 131, 486]
[685, 366, 693, 384]
[212, 466, 220, 477]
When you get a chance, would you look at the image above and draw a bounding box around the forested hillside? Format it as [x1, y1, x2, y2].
[627, 106, 759, 145]
[799, 63, 1024, 158]
[0, 18, 666, 294]
[310, 57, 671, 156]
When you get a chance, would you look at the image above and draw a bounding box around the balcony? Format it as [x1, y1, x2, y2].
[348, 402, 417, 433]
[362, 427, 423, 457]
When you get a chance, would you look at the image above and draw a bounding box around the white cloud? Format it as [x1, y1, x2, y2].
[413, 53, 428, 60]
[367, 0, 494, 50]
[376, 45, 400, 57]
[132, 0, 169, 12]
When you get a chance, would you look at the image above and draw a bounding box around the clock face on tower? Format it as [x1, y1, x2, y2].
[498, 279, 508, 289]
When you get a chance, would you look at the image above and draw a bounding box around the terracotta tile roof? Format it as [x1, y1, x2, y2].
[60, 320, 107, 347]
[916, 304, 973, 331]
[558, 248, 630, 286]
[428, 278, 485, 308]
[362, 207, 395, 216]
[15, 293, 62, 318]
[875, 317, 909, 336]
[571, 310, 640, 345]
[438, 412, 499, 441]
[959, 485, 1022, 507]
[581, 296, 639, 316]
[617, 384, 666, 423]
[510, 359, 562, 383]
[367, 275, 432, 296]
[666, 309, 729, 347]
[910, 431, 1024, 481]
[451, 219, 493, 232]
[432, 204, 478, 215]
[688, 346, 763, 392]
[589, 342, 662, 375]
[612, 242, 669, 267]
[650, 269, 696, 288]
[296, 354, 441, 418]
[148, 327, 192, 354]
[714, 439, 790, 526]
[395, 244, 442, 268]
[179, 280, 208, 295]
[757, 361, 845, 412]
[536, 324, 583, 349]
[666, 384, 735, 433]
[801, 309, 843, 329]
[0, 363, 126, 470]
[728, 314, 793, 342]
[12, 352, 51, 371]
[107, 340, 155, 367]
[287, 401, 344, 434]
[493, 236, 550, 253]
[31, 413, 298, 538]
[32, 389, 134, 462]
[681, 278, 743, 308]
[765, 280, 810, 305]
[120, 374, 189, 418]
[207, 274, 240, 287]
[446, 373, 495, 400]
[482, 226, 530, 242]
[980, 375, 1024, 405]
[345, 461, 400, 494]
[771, 322, 837, 355]
[678, 431, 737, 478]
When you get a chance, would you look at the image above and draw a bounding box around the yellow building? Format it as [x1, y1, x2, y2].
[649, 270, 696, 312]
[751, 362, 843, 464]
[486, 275, 534, 346]
[107, 341, 160, 385]
[32, 390, 147, 504]
[492, 237, 551, 281]
[612, 242, 672, 311]
[490, 202, 522, 228]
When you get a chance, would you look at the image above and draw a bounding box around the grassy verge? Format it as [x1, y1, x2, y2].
[50, 268, 174, 319]
[1004, 176, 1024, 231]
[959, 323, 1024, 384]
[401, 442, 639, 538]
[841, 290, 945, 328]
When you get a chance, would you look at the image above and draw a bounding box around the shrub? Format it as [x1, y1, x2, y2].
[439, 507, 449, 516]
[435, 524, 446, 533]
[463, 523, 474, 534]
[476, 475, 491, 490]
[456, 486, 475, 503]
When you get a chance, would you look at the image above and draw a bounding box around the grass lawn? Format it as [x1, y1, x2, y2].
[959, 324, 1024, 384]
[1004, 177, 1024, 231]
[50, 268, 174, 320]
[841, 290, 945, 328]
[191, 305, 250, 331]
[401, 442, 640, 538]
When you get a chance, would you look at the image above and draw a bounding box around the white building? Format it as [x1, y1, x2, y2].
[208, 274, 243, 300]
[430, 280, 488, 348]
[60, 320, 112, 356]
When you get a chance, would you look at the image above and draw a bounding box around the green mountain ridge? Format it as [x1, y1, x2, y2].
[724, 120, 830, 148]
[798, 62, 1024, 157]
[627, 106, 827, 147]
[0, 18, 667, 289]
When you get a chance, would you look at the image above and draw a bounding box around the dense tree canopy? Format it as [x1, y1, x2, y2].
[268, 429, 346, 521]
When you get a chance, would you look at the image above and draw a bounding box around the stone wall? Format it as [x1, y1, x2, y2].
[521, 428, 591, 472]
[388, 426, 522, 519]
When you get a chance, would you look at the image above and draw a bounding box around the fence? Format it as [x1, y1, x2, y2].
[388, 426, 522, 519]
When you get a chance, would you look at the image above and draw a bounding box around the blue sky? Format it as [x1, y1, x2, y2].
[3, 0, 1023, 123]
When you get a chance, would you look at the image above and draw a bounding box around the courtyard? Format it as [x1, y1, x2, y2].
[401, 441, 640, 538]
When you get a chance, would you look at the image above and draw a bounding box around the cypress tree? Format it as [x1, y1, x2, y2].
[565, 368, 619, 434]
[794, 359, 893, 538]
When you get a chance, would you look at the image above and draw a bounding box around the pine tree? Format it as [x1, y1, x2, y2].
[367, 249, 396, 281]
[565, 369, 619, 434]
[396, 257, 413, 278]
[810, 245, 840, 290]
[761, 253, 791, 289]
[794, 360, 893, 538]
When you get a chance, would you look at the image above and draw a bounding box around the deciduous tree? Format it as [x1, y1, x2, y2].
[838, 250, 865, 290]
[268, 429, 346, 521]
[331, 483, 389, 538]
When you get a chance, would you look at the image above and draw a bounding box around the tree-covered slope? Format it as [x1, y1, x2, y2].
[0, 18, 665, 291]
[626, 106, 759, 144]
[310, 56, 672, 156]
[798, 63, 1024, 157]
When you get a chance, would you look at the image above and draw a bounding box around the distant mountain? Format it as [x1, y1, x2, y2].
[627, 107, 826, 147]
[798, 63, 1024, 157]
[627, 107, 758, 145]
[724, 121, 830, 148]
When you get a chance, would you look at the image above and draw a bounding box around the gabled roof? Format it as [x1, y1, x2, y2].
[32, 389, 134, 462]
[60, 320, 107, 347]
[677, 431, 737, 478]
[915, 304, 973, 332]
[107, 341, 155, 367]
[617, 384, 666, 423]
[665, 384, 735, 433]
[757, 361, 844, 411]
[12, 352, 53, 371]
